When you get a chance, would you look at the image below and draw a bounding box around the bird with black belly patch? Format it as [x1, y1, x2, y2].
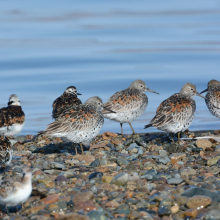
[52, 86, 82, 119]
[0, 94, 25, 137]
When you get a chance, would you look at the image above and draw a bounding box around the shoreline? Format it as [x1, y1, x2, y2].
[1, 129, 220, 219]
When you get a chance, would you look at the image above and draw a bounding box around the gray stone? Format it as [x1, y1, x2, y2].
[116, 158, 129, 166]
[127, 154, 138, 160]
[90, 159, 100, 167]
[90, 185, 98, 193]
[127, 143, 139, 151]
[182, 187, 220, 202]
[87, 210, 108, 220]
[205, 209, 220, 220]
[16, 136, 26, 143]
[158, 157, 170, 165]
[100, 159, 107, 166]
[116, 143, 125, 151]
[141, 169, 157, 181]
[137, 148, 143, 155]
[167, 178, 184, 185]
[159, 150, 168, 157]
[50, 161, 65, 169]
[111, 173, 128, 186]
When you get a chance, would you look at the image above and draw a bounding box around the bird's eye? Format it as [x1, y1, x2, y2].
[191, 88, 194, 90]
[140, 85, 143, 87]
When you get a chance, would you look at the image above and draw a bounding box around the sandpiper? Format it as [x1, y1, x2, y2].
[41, 96, 115, 154]
[0, 94, 25, 136]
[200, 79, 220, 119]
[52, 86, 82, 119]
[0, 136, 13, 167]
[145, 83, 206, 143]
[102, 79, 159, 135]
[0, 165, 32, 214]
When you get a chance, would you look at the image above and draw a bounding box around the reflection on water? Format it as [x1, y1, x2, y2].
[0, 0, 220, 135]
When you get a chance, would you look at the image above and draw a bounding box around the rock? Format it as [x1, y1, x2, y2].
[116, 143, 125, 151]
[116, 157, 129, 166]
[50, 161, 65, 169]
[159, 150, 168, 157]
[196, 139, 212, 151]
[16, 136, 26, 143]
[55, 175, 68, 182]
[72, 191, 94, 203]
[127, 143, 139, 151]
[105, 200, 120, 207]
[58, 212, 90, 220]
[90, 159, 100, 167]
[111, 173, 128, 186]
[184, 209, 198, 218]
[89, 172, 103, 179]
[186, 195, 212, 209]
[75, 201, 98, 211]
[207, 156, 220, 166]
[73, 155, 95, 163]
[141, 169, 157, 181]
[102, 175, 114, 183]
[87, 210, 108, 220]
[171, 205, 179, 214]
[167, 178, 184, 185]
[158, 157, 170, 165]
[205, 209, 220, 220]
[40, 194, 60, 204]
[182, 187, 220, 202]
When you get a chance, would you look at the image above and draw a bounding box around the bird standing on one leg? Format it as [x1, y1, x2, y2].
[144, 83, 206, 144]
[52, 86, 82, 120]
[102, 79, 159, 135]
[41, 96, 115, 155]
[200, 79, 220, 119]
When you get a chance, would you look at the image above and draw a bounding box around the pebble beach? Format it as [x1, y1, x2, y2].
[1, 130, 220, 220]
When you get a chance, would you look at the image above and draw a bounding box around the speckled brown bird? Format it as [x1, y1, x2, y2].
[102, 79, 159, 135]
[0, 136, 12, 167]
[200, 79, 220, 119]
[145, 83, 206, 143]
[42, 96, 115, 154]
[52, 86, 82, 119]
[0, 94, 25, 136]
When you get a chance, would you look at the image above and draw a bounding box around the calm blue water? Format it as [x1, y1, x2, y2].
[0, 0, 220, 135]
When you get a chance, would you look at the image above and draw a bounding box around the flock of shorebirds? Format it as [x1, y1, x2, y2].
[0, 79, 219, 214]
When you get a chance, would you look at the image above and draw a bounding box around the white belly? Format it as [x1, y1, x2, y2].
[0, 123, 25, 136]
[104, 102, 147, 123]
[0, 183, 32, 207]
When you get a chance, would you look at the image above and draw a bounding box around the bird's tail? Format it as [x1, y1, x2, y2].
[144, 124, 152, 129]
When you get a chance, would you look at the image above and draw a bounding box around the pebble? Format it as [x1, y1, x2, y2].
[186, 195, 212, 209]
[2, 132, 220, 219]
[196, 139, 212, 151]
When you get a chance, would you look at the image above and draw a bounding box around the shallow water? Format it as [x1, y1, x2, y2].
[0, 0, 220, 135]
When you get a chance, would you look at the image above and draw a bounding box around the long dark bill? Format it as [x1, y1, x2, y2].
[103, 106, 116, 114]
[200, 88, 208, 94]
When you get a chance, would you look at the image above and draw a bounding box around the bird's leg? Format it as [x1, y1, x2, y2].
[178, 132, 180, 145]
[128, 122, 135, 135]
[80, 143, 84, 155]
[75, 144, 78, 155]
[5, 205, 9, 215]
[15, 206, 19, 212]
[120, 123, 123, 136]
[170, 133, 174, 143]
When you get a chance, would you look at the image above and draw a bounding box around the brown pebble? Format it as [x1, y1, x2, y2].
[40, 194, 60, 204]
[184, 209, 198, 218]
[186, 195, 212, 209]
[72, 191, 94, 203]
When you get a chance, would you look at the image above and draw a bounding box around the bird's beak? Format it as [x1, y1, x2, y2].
[200, 88, 208, 94]
[103, 106, 116, 113]
[146, 88, 159, 95]
[196, 92, 206, 99]
[77, 93, 82, 95]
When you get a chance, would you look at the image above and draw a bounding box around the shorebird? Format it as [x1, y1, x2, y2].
[200, 79, 220, 119]
[144, 83, 206, 143]
[52, 86, 82, 119]
[41, 96, 115, 154]
[102, 79, 159, 135]
[0, 165, 32, 214]
[0, 94, 25, 136]
[0, 136, 13, 167]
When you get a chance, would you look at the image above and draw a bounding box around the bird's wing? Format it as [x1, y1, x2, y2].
[46, 105, 100, 134]
[52, 95, 82, 119]
[103, 89, 146, 114]
[150, 93, 194, 127]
